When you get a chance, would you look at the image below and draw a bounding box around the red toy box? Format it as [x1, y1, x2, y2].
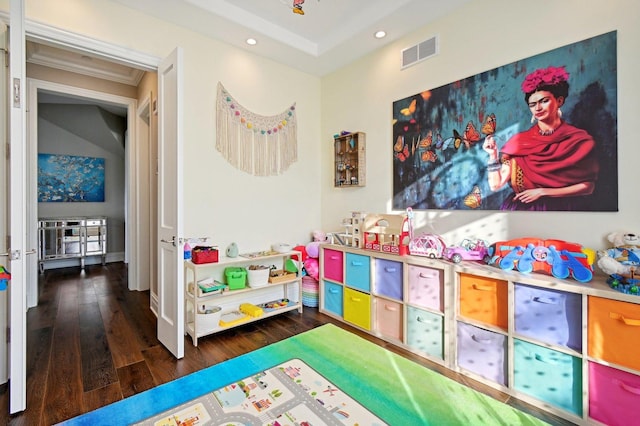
[191, 246, 219, 264]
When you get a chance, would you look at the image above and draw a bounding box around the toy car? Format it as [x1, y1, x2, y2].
[443, 239, 490, 264]
[409, 233, 446, 258]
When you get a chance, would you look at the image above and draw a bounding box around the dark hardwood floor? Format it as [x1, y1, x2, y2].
[0, 262, 574, 425]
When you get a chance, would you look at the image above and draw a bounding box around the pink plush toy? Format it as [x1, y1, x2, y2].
[306, 241, 320, 259]
[304, 258, 319, 280]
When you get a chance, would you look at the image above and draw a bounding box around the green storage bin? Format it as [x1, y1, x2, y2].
[224, 267, 247, 290]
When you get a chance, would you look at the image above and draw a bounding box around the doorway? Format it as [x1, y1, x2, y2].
[24, 38, 159, 309]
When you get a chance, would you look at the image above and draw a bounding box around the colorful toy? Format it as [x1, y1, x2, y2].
[362, 212, 410, 255]
[596, 232, 640, 293]
[0, 266, 10, 291]
[488, 238, 595, 283]
[443, 239, 490, 264]
[409, 233, 447, 258]
[303, 258, 319, 280]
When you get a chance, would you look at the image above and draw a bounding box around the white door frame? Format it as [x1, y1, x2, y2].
[8, 0, 27, 413]
[26, 79, 144, 295]
[1, 10, 186, 413]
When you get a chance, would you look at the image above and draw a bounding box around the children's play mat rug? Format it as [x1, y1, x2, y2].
[59, 324, 549, 425]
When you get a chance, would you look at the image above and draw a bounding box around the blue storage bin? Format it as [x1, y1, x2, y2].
[323, 281, 343, 317]
[407, 306, 443, 360]
[345, 252, 370, 291]
[514, 284, 582, 351]
[374, 258, 403, 300]
[514, 339, 583, 416]
[457, 322, 507, 385]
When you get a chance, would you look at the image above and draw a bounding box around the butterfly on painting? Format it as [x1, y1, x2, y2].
[419, 130, 433, 148]
[395, 144, 410, 162]
[463, 121, 481, 148]
[394, 135, 411, 161]
[394, 135, 405, 153]
[453, 129, 463, 149]
[421, 149, 438, 163]
[464, 185, 482, 209]
[481, 113, 497, 135]
[400, 98, 417, 117]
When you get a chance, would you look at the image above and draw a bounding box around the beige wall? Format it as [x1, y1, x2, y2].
[321, 0, 639, 250]
[4, 0, 637, 253]
[4, 0, 323, 254]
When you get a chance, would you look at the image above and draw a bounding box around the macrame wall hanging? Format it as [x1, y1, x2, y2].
[216, 82, 298, 176]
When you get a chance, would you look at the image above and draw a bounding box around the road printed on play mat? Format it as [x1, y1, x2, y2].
[136, 358, 387, 426]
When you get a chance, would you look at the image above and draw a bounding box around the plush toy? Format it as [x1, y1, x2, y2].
[304, 258, 319, 280]
[306, 241, 320, 259]
[292, 244, 308, 262]
[596, 232, 640, 279]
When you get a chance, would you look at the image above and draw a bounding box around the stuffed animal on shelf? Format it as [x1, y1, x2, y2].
[596, 232, 640, 281]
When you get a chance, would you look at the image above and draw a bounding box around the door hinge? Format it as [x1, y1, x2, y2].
[1, 47, 7, 68]
[13, 78, 21, 108]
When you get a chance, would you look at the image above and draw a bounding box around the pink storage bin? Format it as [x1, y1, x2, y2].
[589, 362, 640, 426]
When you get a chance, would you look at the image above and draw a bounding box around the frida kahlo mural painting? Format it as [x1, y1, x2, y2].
[392, 31, 617, 212]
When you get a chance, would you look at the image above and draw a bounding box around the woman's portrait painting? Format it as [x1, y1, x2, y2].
[392, 31, 617, 212]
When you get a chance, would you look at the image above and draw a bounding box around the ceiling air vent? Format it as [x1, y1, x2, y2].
[401, 35, 438, 69]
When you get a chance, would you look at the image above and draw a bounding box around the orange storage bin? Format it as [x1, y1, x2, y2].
[459, 273, 508, 330]
[588, 296, 640, 371]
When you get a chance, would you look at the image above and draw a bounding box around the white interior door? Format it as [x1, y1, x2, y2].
[7, 0, 27, 414]
[157, 47, 184, 359]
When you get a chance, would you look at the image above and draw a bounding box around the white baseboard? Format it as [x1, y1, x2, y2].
[40, 252, 125, 271]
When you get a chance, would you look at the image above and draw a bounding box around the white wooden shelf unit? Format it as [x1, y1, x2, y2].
[184, 250, 303, 346]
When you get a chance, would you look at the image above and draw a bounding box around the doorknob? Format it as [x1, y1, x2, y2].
[160, 236, 176, 246]
[0, 249, 36, 260]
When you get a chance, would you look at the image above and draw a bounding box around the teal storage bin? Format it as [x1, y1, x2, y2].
[406, 306, 443, 360]
[224, 267, 247, 290]
[514, 339, 583, 416]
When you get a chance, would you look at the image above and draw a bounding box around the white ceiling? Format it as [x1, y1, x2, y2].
[111, 0, 473, 76]
[30, 0, 472, 113]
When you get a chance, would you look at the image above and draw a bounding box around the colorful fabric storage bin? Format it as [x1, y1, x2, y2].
[407, 306, 444, 360]
[374, 259, 403, 300]
[322, 248, 344, 282]
[457, 322, 507, 385]
[588, 296, 640, 371]
[323, 281, 343, 317]
[589, 362, 640, 426]
[345, 252, 370, 291]
[458, 273, 508, 330]
[374, 297, 403, 341]
[514, 339, 583, 416]
[407, 265, 443, 312]
[514, 284, 582, 351]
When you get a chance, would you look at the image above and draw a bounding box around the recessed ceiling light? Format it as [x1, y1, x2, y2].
[374, 31, 386, 39]
[246, 38, 257, 46]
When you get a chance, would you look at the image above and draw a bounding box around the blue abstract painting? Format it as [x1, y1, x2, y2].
[38, 154, 105, 202]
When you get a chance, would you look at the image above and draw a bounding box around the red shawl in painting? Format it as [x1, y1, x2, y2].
[500, 122, 599, 191]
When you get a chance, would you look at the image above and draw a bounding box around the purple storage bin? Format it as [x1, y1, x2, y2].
[457, 322, 507, 386]
[407, 265, 443, 312]
[374, 258, 403, 300]
[514, 284, 582, 351]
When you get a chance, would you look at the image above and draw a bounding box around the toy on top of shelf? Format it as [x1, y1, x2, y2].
[596, 232, 640, 294]
[487, 238, 595, 283]
[443, 239, 490, 264]
[409, 233, 447, 258]
[362, 211, 411, 255]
